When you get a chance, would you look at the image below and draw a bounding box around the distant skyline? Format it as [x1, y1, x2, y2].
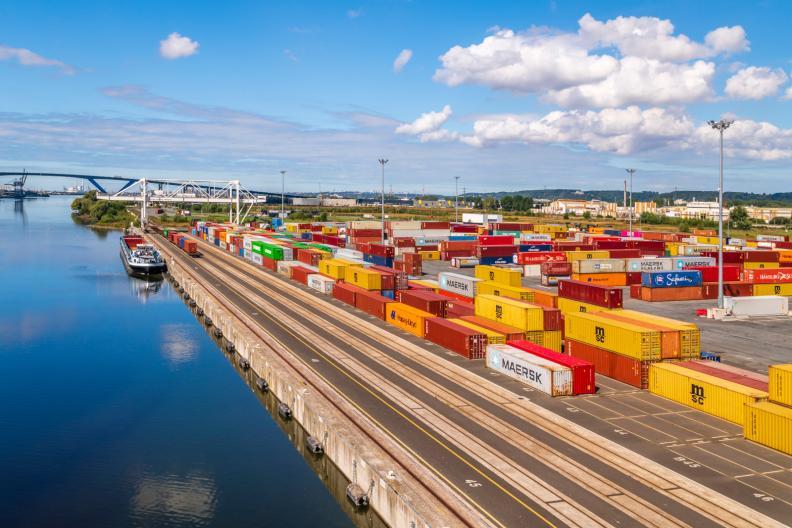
[1, 1, 791, 194]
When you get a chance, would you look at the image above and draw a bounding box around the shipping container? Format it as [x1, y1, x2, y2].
[686, 265, 741, 283]
[681, 361, 768, 392]
[450, 319, 506, 344]
[459, 315, 525, 341]
[572, 259, 626, 274]
[558, 279, 623, 309]
[425, 318, 487, 359]
[385, 303, 433, 337]
[701, 282, 753, 298]
[514, 251, 567, 265]
[397, 289, 448, 317]
[612, 310, 700, 359]
[486, 344, 573, 395]
[565, 312, 661, 361]
[768, 364, 792, 407]
[566, 339, 654, 389]
[541, 261, 573, 276]
[744, 269, 792, 284]
[355, 290, 390, 320]
[571, 272, 627, 287]
[744, 401, 792, 455]
[642, 270, 702, 288]
[725, 295, 789, 316]
[507, 340, 595, 394]
[307, 274, 335, 295]
[474, 265, 522, 287]
[445, 299, 476, 318]
[541, 330, 562, 352]
[640, 286, 702, 302]
[752, 283, 792, 296]
[557, 297, 615, 315]
[438, 272, 480, 298]
[477, 281, 536, 302]
[332, 281, 360, 306]
[594, 312, 682, 359]
[649, 363, 767, 425]
[565, 250, 610, 262]
[475, 295, 544, 331]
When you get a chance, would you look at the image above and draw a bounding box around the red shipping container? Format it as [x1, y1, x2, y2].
[421, 221, 450, 229]
[183, 240, 198, 255]
[397, 289, 447, 317]
[743, 268, 792, 283]
[332, 281, 360, 306]
[477, 245, 517, 258]
[437, 288, 474, 302]
[491, 222, 533, 231]
[678, 361, 768, 392]
[446, 299, 476, 318]
[606, 249, 642, 259]
[555, 242, 594, 251]
[640, 286, 701, 301]
[541, 262, 573, 276]
[626, 272, 642, 285]
[355, 290, 389, 320]
[441, 250, 476, 260]
[633, 240, 665, 252]
[542, 307, 563, 331]
[459, 316, 525, 341]
[440, 240, 477, 251]
[392, 237, 416, 248]
[685, 265, 741, 283]
[557, 280, 623, 308]
[450, 224, 479, 233]
[407, 281, 433, 290]
[515, 251, 567, 265]
[566, 339, 655, 389]
[348, 229, 381, 237]
[701, 251, 744, 264]
[744, 251, 779, 263]
[367, 243, 395, 259]
[262, 256, 277, 271]
[507, 340, 595, 395]
[424, 318, 486, 359]
[701, 282, 753, 299]
[593, 240, 630, 250]
[290, 266, 313, 285]
[629, 284, 642, 299]
[370, 265, 407, 290]
[479, 235, 515, 246]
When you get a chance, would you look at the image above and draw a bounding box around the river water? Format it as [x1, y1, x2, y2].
[0, 196, 357, 528]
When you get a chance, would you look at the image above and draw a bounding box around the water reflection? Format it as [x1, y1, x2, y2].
[13, 199, 27, 227]
[160, 323, 199, 367]
[130, 276, 164, 303]
[131, 471, 217, 526]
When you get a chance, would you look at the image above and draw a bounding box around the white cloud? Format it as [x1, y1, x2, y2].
[688, 119, 792, 160]
[785, 86, 792, 100]
[347, 8, 362, 19]
[705, 26, 750, 54]
[395, 105, 454, 141]
[393, 49, 413, 73]
[0, 45, 75, 75]
[159, 32, 199, 60]
[724, 66, 788, 99]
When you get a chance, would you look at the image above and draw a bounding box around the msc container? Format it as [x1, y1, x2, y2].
[613, 310, 700, 359]
[507, 340, 595, 395]
[564, 311, 661, 361]
[572, 259, 626, 274]
[642, 271, 702, 288]
[438, 272, 480, 298]
[557, 279, 623, 309]
[307, 274, 335, 295]
[626, 258, 673, 272]
[744, 401, 792, 455]
[570, 272, 627, 287]
[474, 265, 522, 287]
[649, 363, 767, 425]
[450, 319, 506, 344]
[385, 303, 432, 337]
[477, 281, 536, 302]
[397, 289, 448, 317]
[595, 311, 683, 360]
[486, 344, 573, 396]
[557, 297, 616, 315]
[566, 338, 654, 389]
[474, 294, 544, 331]
[425, 318, 487, 359]
[768, 364, 792, 407]
[459, 315, 525, 341]
[725, 295, 789, 316]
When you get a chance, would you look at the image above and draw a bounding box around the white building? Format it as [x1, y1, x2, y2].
[542, 199, 618, 217]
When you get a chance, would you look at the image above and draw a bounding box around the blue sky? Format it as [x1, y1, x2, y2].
[1, 0, 791, 195]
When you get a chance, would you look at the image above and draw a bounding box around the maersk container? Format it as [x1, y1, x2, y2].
[674, 256, 716, 269]
[572, 259, 626, 274]
[438, 272, 480, 298]
[507, 339, 595, 395]
[486, 344, 573, 396]
[626, 258, 673, 272]
[641, 270, 702, 288]
[744, 401, 792, 455]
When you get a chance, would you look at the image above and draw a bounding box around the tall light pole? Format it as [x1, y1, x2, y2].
[708, 119, 734, 310]
[454, 176, 460, 222]
[625, 169, 636, 236]
[280, 170, 286, 221]
[378, 158, 388, 243]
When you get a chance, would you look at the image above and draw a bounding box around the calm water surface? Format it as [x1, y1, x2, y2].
[0, 197, 354, 528]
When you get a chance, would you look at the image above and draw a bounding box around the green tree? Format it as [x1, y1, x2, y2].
[582, 211, 591, 220]
[729, 205, 752, 230]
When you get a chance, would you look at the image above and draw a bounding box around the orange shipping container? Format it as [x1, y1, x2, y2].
[571, 273, 627, 287]
[640, 286, 702, 302]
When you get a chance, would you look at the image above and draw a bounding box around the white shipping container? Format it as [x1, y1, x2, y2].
[757, 235, 786, 242]
[572, 259, 626, 274]
[627, 258, 673, 272]
[277, 261, 300, 276]
[307, 274, 335, 295]
[674, 256, 716, 269]
[389, 221, 422, 230]
[520, 233, 552, 242]
[523, 264, 541, 277]
[725, 296, 789, 316]
[486, 344, 573, 396]
[679, 244, 717, 256]
[728, 238, 746, 247]
[541, 275, 569, 286]
[416, 237, 450, 246]
[335, 248, 364, 260]
[251, 253, 263, 266]
[350, 221, 382, 229]
[451, 257, 479, 269]
[438, 272, 481, 298]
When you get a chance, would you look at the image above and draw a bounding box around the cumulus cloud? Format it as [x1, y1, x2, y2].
[688, 119, 792, 160]
[395, 105, 457, 141]
[785, 86, 792, 100]
[724, 66, 788, 99]
[393, 49, 413, 73]
[159, 32, 199, 60]
[0, 45, 75, 75]
[434, 13, 750, 108]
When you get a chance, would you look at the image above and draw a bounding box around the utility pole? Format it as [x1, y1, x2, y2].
[708, 119, 734, 310]
[280, 170, 286, 221]
[625, 169, 636, 236]
[454, 176, 460, 222]
[378, 158, 388, 243]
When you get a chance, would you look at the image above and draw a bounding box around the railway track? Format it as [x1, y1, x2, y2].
[154, 232, 786, 528]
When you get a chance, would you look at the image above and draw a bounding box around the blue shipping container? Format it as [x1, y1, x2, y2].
[363, 253, 394, 267]
[479, 256, 512, 265]
[381, 289, 395, 299]
[449, 235, 477, 241]
[641, 270, 702, 288]
[519, 243, 554, 252]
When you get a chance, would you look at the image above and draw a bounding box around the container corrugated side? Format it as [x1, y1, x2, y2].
[450, 319, 506, 344]
[477, 281, 536, 302]
[614, 310, 700, 359]
[743, 401, 792, 455]
[768, 364, 792, 407]
[474, 265, 522, 287]
[557, 297, 618, 315]
[649, 363, 767, 425]
[474, 294, 544, 331]
[565, 311, 661, 361]
[385, 302, 432, 337]
[486, 344, 573, 396]
[438, 271, 480, 298]
[541, 330, 562, 352]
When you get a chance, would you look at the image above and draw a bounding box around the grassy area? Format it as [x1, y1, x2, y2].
[71, 191, 136, 227]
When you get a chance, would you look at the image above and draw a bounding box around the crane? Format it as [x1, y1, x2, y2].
[11, 169, 27, 198]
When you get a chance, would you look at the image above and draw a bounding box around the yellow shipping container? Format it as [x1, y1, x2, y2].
[606, 310, 700, 359]
[418, 250, 440, 260]
[385, 303, 432, 337]
[649, 363, 767, 425]
[474, 265, 522, 287]
[753, 283, 792, 296]
[768, 364, 792, 407]
[347, 267, 382, 290]
[565, 312, 661, 361]
[557, 297, 617, 315]
[477, 281, 535, 302]
[696, 236, 721, 245]
[534, 224, 567, 234]
[450, 319, 506, 345]
[746, 240, 759, 248]
[588, 227, 605, 234]
[744, 401, 792, 455]
[474, 294, 544, 331]
[542, 330, 562, 352]
[665, 242, 680, 256]
[565, 250, 610, 262]
[523, 330, 544, 347]
[408, 279, 440, 292]
[319, 258, 360, 280]
[744, 262, 780, 270]
[321, 226, 338, 235]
